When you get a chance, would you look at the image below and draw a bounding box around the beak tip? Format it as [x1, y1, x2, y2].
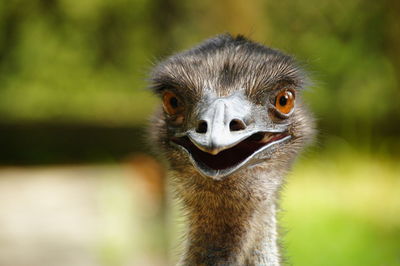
[209, 149, 220, 155]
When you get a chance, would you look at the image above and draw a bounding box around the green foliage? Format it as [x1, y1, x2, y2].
[0, 0, 157, 125]
[0, 0, 398, 139]
[265, 0, 399, 139]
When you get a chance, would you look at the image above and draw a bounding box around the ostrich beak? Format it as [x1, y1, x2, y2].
[172, 93, 291, 179]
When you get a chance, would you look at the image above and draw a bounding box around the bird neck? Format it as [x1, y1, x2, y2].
[176, 171, 282, 265]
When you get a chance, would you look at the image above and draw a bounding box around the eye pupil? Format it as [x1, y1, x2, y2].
[170, 97, 179, 108]
[279, 95, 288, 106]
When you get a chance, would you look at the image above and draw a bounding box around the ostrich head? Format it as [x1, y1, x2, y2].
[149, 34, 314, 181]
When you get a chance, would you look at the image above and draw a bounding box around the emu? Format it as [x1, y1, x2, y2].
[148, 34, 314, 265]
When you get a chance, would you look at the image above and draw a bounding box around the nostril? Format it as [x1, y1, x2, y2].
[196, 120, 208, 133]
[229, 119, 246, 131]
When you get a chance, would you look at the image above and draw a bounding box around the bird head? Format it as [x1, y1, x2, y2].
[149, 34, 314, 180]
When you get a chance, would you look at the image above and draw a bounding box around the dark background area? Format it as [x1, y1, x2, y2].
[0, 123, 147, 165]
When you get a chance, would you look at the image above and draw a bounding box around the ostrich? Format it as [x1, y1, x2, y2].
[148, 34, 314, 265]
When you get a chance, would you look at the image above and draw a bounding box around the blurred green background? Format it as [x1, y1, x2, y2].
[0, 0, 399, 265]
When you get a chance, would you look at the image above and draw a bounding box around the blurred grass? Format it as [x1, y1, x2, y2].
[281, 148, 400, 266]
[0, 148, 397, 266]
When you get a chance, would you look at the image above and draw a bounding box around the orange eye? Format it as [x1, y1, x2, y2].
[275, 90, 295, 114]
[162, 91, 184, 115]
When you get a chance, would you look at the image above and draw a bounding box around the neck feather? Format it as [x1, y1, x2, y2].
[174, 167, 284, 265]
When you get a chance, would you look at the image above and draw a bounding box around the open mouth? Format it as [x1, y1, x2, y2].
[172, 131, 289, 176]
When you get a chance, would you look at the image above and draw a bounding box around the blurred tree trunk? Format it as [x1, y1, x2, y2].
[385, 0, 400, 118]
[199, 0, 269, 42]
[150, 0, 181, 55]
[0, 4, 22, 73]
[149, 0, 270, 54]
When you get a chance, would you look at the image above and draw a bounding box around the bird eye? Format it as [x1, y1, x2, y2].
[275, 89, 295, 114]
[162, 91, 184, 115]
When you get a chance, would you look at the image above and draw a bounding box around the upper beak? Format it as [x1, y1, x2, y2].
[186, 96, 255, 155]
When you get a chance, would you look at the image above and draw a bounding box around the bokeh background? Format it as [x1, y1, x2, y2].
[0, 0, 399, 265]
